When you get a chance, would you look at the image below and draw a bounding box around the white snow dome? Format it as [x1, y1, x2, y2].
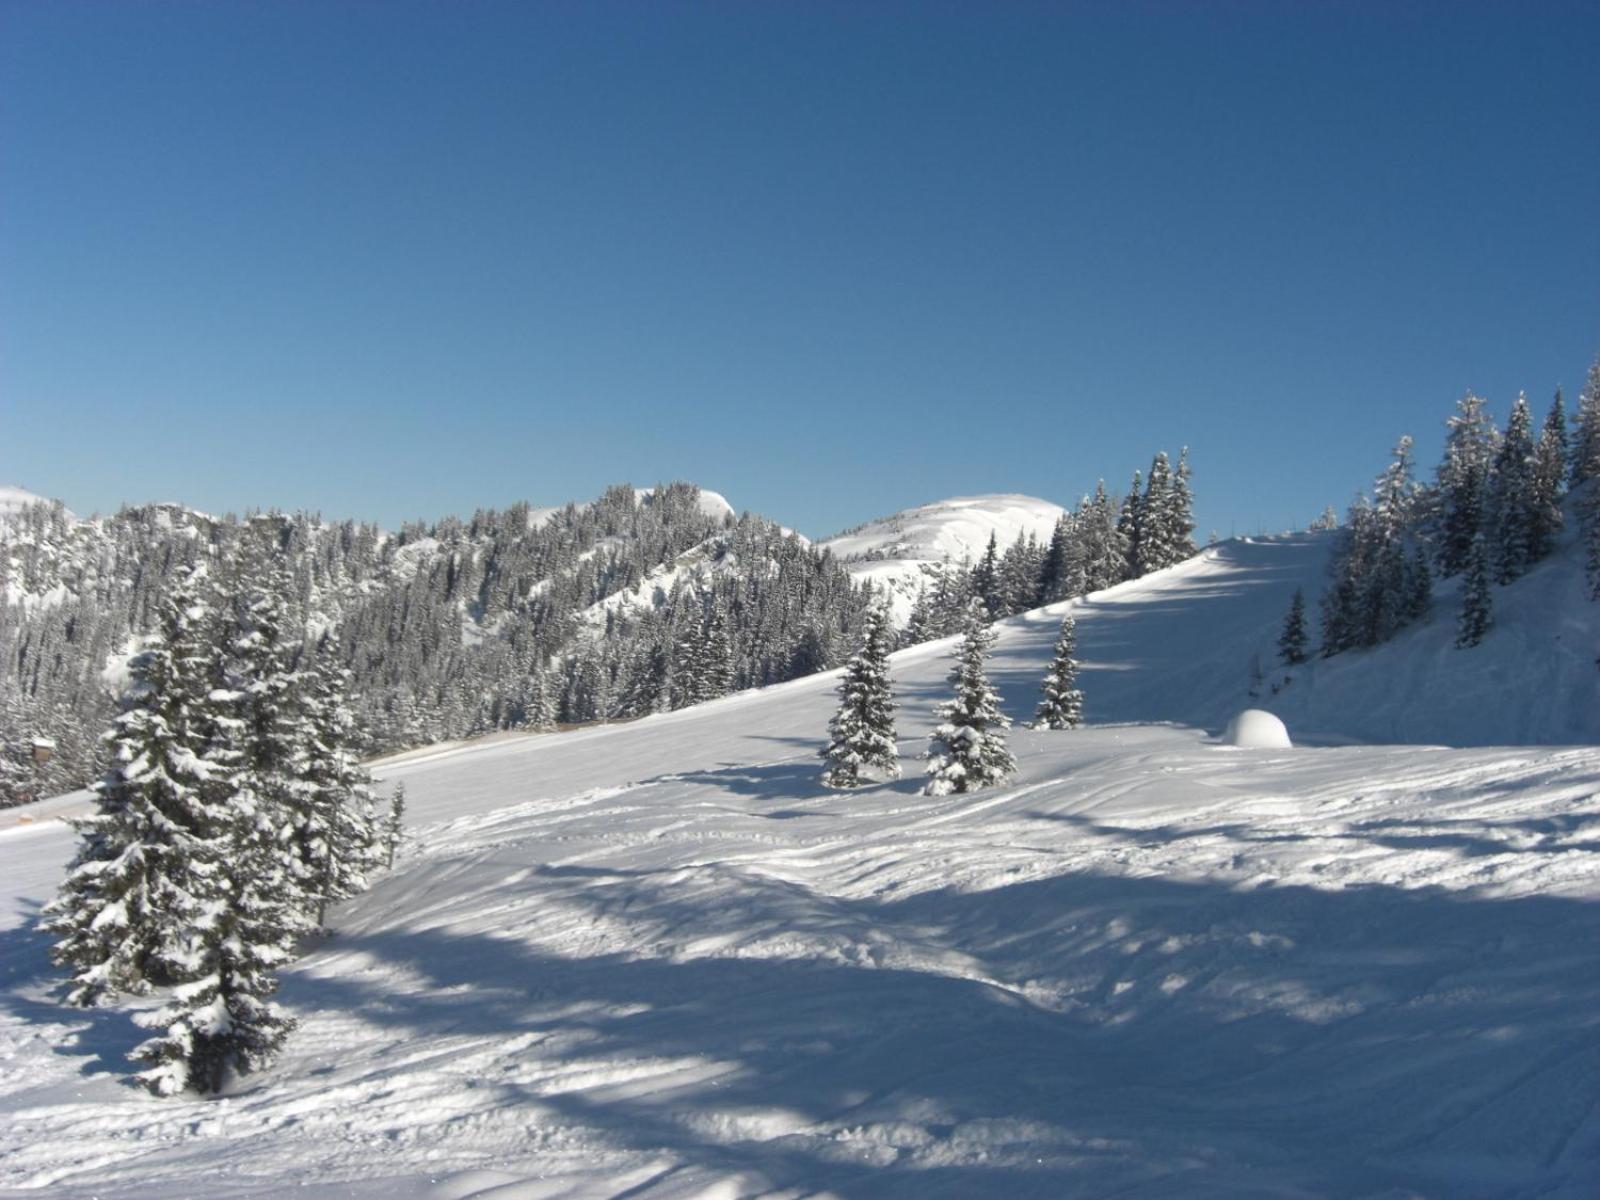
[1222, 709, 1292, 748]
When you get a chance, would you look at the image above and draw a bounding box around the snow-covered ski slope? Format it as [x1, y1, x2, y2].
[3, 534, 1600, 1199]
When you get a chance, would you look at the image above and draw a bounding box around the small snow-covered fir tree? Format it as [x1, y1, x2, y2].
[1277, 588, 1309, 666]
[43, 563, 225, 1007]
[924, 600, 1015, 796]
[1030, 613, 1083, 730]
[819, 602, 899, 788]
[1456, 534, 1493, 649]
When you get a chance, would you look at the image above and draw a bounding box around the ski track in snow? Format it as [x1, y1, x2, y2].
[2, 535, 1599, 1198]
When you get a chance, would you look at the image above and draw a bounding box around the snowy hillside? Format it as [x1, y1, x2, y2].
[0, 485, 57, 518]
[4, 531, 1599, 1198]
[821, 494, 1067, 624]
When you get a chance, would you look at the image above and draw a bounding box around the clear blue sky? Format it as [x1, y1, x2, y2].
[2, 1, 1596, 538]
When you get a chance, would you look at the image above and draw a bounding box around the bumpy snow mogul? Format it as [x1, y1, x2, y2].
[923, 599, 1016, 795]
[1222, 708, 1292, 749]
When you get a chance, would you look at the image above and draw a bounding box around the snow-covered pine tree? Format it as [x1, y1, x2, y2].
[1529, 389, 1568, 561]
[1456, 534, 1493, 649]
[1571, 358, 1600, 489]
[996, 532, 1043, 617]
[1581, 485, 1600, 602]
[1433, 392, 1497, 577]
[222, 522, 316, 912]
[971, 533, 1002, 618]
[1404, 545, 1432, 622]
[1277, 588, 1309, 666]
[129, 789, 311, 1095]
[1487, 394, 1539, 585]
[1039, 513, 1078, 603]
[131, 537, 319, 1094]
[1136, 451, 1178, 574]
[698, 595, 734, 701]
[1117, 470, 1144, 580]
[385, 782, 406, 869]
[819, 601, 899, 788]
[1357, 436, 1422, 645]
[1171, 447, 1197, 562]
[299, 654, 381, 925]
[1079, 482, 1125, 593]
[1030, 612, 1083, 730]
[43, 562, 226, 1007]
[924, 599, 1016, 796]
[902, 583, 936, 648]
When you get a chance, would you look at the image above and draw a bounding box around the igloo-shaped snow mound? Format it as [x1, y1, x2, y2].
[1222, 708, 1292, 748]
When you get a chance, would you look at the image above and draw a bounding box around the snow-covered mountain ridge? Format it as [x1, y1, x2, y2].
[820, 493, 1068, 625]
[4, 529, 1598, 1197]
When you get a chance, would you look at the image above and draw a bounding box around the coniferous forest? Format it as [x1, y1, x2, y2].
[0, 449, 1201, 807]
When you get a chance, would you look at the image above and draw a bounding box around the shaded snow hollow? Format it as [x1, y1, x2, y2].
[2, 531, 1599, 1198]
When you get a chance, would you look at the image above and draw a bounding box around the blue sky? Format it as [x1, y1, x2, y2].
[2, 1, 1596, 538]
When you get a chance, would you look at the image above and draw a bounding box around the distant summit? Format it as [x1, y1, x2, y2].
[820, 494, 1066, 624]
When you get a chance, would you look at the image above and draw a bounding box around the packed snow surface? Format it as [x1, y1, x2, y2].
[3, 535, 1599, 1198]
[1223, 708, 1293, 749]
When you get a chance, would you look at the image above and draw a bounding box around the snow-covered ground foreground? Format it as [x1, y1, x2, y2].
[3, 536, 1598, 1198]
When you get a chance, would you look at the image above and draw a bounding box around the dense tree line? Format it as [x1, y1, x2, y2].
[0, 484, 873, 804]
[902, 448, 1197, 646]
[1310, 359, 1600, 659]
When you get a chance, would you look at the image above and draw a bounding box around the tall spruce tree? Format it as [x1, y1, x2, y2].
[819, 602, 899, 788]
[971, 533, 1002, 618]
[1487, 394, 1539, 584]
[1030, 613, 1084, 730]
[1581, 486, 1600, 602]
[1529, 389, 1568, 561]
[129, 779, 311, 1095]
[1571, 358, 1600, 489]
[1116, 470, 1143, 581]
[1136, 451, 1178, 574]
[131, 547, 319, 1095]
[1433, 393, 1497, 577]
[223, 523, 316, 911]
[300, 655, 381, 925]
[1278, 588, 1309, 666]
[42, 563, 225, 1007]
[1171, 447, 1197, 562]
[924, 600, 1016, 795]
[1456, 534, 1493, 649]
[1039, 515, 1077, 604]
